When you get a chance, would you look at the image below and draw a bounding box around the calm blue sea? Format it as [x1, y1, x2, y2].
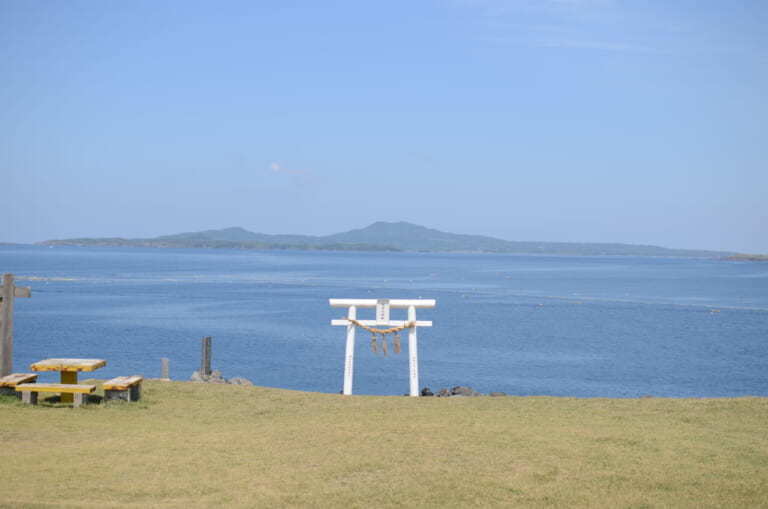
[1, 245, 767, 397]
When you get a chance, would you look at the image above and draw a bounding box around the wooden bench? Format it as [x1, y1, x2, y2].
[15, 383, 96, 407]
[0, 373, 38, 397]
[103, 376, 143, 402]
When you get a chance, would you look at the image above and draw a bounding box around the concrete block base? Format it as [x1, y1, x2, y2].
[73, 393, 87, 408]
[21, 391, 38, 405]
[105, 384, 141, 402]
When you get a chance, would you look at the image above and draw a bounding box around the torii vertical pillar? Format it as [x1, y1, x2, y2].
[330, 298, 435, 396]
[407, 305, 419, 398]
[343, 306, 357, 396]
[0, 274, 32, 377]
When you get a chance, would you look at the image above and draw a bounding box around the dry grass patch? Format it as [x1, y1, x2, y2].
[1, 382, 767, 508]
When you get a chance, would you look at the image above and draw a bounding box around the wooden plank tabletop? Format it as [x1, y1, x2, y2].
[0, 373, 37, 387]
[103, 375, 143, 390]
[15, 383, 96, 394]
[30, 358, 106, 372]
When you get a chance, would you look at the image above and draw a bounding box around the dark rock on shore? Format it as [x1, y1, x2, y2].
[451, 386, 482, 397]
[208, 370, 227, 384]
[427, 386, 505, 397]
[190, 370, 253, 386]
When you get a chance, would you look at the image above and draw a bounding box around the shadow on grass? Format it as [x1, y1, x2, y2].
[0, 391, 148, 410]
[39, 394, 105, 405]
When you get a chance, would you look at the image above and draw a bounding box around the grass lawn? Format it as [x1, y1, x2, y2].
[1, 381, 767, 508]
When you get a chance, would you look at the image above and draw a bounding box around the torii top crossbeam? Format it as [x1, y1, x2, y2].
[330, 299, 436, 309]
[330, 298, 435, 397]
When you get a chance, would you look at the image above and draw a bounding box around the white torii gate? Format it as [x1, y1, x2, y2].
[330, 298, 435, 397]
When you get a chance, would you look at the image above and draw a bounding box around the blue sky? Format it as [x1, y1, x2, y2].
[2, 0, 767, 252]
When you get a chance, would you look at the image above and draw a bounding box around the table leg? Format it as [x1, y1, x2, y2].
[60, 371, 77, 403]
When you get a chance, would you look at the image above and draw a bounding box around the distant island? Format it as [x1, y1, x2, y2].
[37, 221, 738, 258]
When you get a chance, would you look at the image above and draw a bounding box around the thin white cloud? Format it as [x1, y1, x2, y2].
[450, 0, 768, 56]
[452, 0, 616, 15]
[269, 161, 307, 176]
[539, 39, 654, 52]
[448, 0, 660, 53]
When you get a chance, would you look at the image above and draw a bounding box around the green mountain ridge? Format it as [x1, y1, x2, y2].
[38, 221, 734, 258]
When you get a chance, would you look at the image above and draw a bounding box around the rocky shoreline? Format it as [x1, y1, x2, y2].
[189, 373, 502, 397]
[190, 370, 254, 386]
[725, 254, 768, 262]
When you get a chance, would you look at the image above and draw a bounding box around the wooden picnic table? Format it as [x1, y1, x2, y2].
[30, 358, 106, 403]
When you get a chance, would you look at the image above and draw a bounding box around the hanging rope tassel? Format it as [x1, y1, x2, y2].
[345, 318, 415, 357]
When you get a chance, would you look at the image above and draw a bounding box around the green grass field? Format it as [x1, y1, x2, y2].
[1, 381, 767, 508]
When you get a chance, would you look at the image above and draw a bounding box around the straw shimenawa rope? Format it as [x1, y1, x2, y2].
[345, 318, 416, 335]
[347, 318, 414, 356]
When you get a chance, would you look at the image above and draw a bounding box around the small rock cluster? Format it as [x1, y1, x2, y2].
[420, 386, 507, 397]
[190, 370, 253, 386]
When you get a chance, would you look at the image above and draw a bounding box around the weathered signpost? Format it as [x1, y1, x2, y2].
[161, 357, 170, 380]
[330, 298, 435, 397]
[200, 336, 212, 377]
[0, 274, 31, 377]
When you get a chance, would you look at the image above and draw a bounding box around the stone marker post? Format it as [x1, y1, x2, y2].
[200, 336, 212, 377]
[161, 357, 170, 380]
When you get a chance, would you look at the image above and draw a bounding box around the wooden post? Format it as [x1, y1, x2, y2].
[407, 305, 419, 397]
[0, 274, 31, 377]
[343, 306, 357, 395]
[161, 358, 170, 380]
[201, 336, 212, 376]
[0, 274, 13, 377]
[60, 371, 77, 404]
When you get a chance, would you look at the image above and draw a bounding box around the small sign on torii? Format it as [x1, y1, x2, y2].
[1, 273, 32, 377]
[330, 298, 435, 396]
